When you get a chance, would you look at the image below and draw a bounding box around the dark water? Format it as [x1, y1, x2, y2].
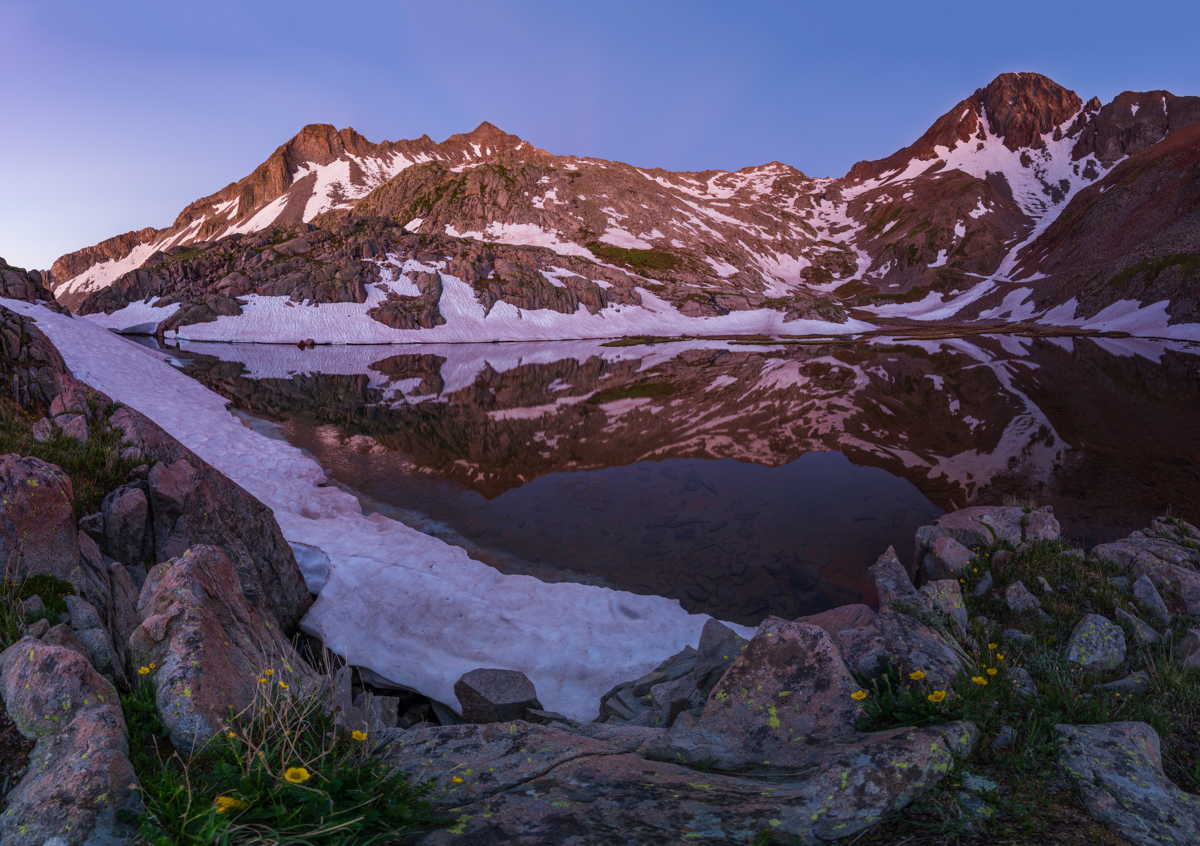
[165, 333, 1200, 626]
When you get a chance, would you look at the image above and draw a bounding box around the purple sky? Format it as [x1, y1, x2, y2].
[3, 0, 1198, 270]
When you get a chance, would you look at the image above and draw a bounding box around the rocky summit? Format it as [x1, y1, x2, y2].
[32, 71, 1200, 343]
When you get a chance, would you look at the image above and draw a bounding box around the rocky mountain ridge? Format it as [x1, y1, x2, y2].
[38, 72, 1200, 339]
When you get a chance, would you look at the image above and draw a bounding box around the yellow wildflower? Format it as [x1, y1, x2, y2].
[284, 767, 310, 784]
[452, 776, 464, 783]
[213, 796, 249, 814]
[266, 669, 274, 676]
[148, 663, 156, 670]
[278, 681, 289, 689]
[987, 668, 997, 676]
[352, 730, 368, 741]
[908, 670, 926, 681]
[971, 676, 987, 686]
[997, 654, 1004, 660]
[987, 643, 997, 650]
[138, 666, 149, 675]
[228, 731, 236, 739]
[851, 690, 867, 701]
[928, 691, 947, 703]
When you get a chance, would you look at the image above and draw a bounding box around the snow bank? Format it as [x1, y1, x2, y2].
[4, 299, 754, 721]
[87, 271, 871, 345]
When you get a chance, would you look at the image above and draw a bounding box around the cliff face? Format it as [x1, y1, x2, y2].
[44, 73, 1200, 335]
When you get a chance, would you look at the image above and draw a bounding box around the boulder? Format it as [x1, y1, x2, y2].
[1056, 722, 1200, 846]
[920, 578, 969, 636]
[915, 506, 1060, 570]
[1132, 557, 1200, 618]
[923, 535, 975, 581]
[870, 545, 921, 608]
[973, 569, 994, 597]
[57, 413, 89, 442]
[64, 594, 121, 680]
[100, 482, 151, 565]
[128, 441, 310, 630]
[643, 618, 861, 772]
[0, 454, 79, 581]
[598, 646, 696, 725]
[813, 553, 969, 689]
[383, 719, 976, 846]
[0, 638, 141, 845]
[128, 545, 314, 752]
[1133, 575, 1171, 624]
[454, 668, 543, 724]
[1005, 580, 1042, 614]
[992, 725, 1016, 749]
[1066, 614, 1127, 671]
[1178, 629, 1200, 670]
[1114, 607, 1160, 645]
[691, 617, 748, 693]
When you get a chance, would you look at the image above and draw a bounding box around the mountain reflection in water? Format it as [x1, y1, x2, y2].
[169, 333, 1200, 626]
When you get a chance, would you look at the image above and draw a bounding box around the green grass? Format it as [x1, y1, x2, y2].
[0, 396, 147, 516]
[586, 380, 678, 404]
[127, 669, 444, 845]
[586, 241, 682, 275]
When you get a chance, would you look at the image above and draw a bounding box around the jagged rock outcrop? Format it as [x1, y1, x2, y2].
[128, 545, 314, 752]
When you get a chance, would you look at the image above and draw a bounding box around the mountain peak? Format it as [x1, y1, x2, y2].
[442, 121, 533, 156]
[973, 72, 1083, 150]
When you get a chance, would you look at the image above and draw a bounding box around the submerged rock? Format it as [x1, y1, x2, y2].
[1056, 721, 1200, 846]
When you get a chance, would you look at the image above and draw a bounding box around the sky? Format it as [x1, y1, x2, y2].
[2, 0, 1198, 271]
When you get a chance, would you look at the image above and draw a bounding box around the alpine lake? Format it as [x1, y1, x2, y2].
[152, 330, 1200, 627]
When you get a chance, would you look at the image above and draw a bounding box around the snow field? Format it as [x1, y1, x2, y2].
[4, 298, 757, 721]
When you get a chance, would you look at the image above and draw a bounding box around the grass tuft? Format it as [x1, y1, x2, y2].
[128, 666, 444, 845]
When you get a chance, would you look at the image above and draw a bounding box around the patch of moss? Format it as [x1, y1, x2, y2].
[586, 381, 678, 404]
[586, 242, 681, 275]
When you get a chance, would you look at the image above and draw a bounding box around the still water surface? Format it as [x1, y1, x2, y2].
[164, 333, 1200, 626]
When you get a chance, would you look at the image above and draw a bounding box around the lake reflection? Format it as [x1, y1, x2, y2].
[170, 333, 1200, 626]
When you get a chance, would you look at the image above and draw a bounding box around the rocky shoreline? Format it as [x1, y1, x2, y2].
[0, 294, 1198, 844]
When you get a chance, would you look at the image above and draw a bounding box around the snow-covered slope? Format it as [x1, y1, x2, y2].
[43, 72, 1200, 338]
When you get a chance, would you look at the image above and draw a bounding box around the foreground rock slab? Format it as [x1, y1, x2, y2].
[1056, 722, 1200, 846]
[383, 720, 976, 845]
[0, 638, 141, 845]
